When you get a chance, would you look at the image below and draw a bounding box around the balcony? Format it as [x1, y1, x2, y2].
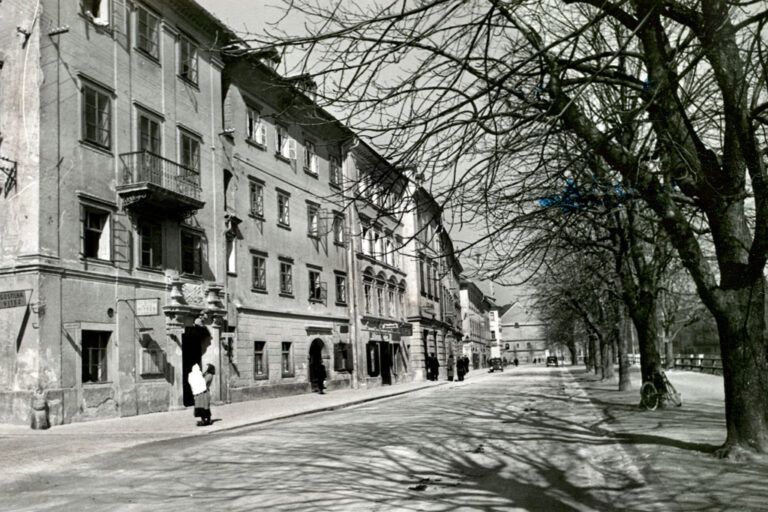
[117, 151, 204, 218]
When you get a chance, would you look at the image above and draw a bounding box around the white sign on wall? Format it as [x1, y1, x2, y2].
[135, 298, 160, 316]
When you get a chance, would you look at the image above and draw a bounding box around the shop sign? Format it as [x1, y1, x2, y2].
[135, 298, 160, 316]
[0, 290, 27, 310]
[399, 324, 413, 336]
[381, 323, 399, 330]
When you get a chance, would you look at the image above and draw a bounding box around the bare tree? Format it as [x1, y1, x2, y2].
[242, 0, 768, 456]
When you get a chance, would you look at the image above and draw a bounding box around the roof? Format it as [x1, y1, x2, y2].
[500, 302, 541, 326]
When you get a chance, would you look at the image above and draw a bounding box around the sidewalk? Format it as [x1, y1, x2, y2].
[0, 378, 448, 483]
[568, 367, 768, 511]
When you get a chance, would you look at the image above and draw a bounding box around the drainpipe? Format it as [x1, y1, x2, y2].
[345, 138, 361, 389]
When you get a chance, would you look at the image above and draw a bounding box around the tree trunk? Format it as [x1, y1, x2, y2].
[600, 336, 614, 380]
[664, 339, 674, 370]
[628, 292, 662, 383]
[712, 282, 768, 456]
[616, 309, 631, 391]
[589, 333, 600, 374]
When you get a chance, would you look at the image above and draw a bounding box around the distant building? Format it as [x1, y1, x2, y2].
[500, 304, 548, 363]
[459, 279, 492, 368]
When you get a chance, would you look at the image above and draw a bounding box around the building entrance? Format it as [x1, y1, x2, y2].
[308, 338, 325, 392]
[182, 326, 209, 406]
[379, 342, 392, 385]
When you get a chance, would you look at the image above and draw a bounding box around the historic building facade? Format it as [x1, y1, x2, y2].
[500, 303, 548, 363]
[0, 0, 236, 424]
[219, 55, 355, 400]
[345, 142, 411, 387]
[459, 279, 492, 369]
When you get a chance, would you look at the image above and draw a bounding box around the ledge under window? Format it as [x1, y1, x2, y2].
[275, 153, 292, 164]
[278, 223, 291, 231]
[279, 292, 295, 299]
[79, 139, 113, 156]
[281, 371, 295, 378]
[246, 139, 267, 151]
[251, 287, 268, 295]
[304, 168, 319, 178]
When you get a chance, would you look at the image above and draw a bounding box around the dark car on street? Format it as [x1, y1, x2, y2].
[546, 356, 559, 367]
[488, 358, 504, 372]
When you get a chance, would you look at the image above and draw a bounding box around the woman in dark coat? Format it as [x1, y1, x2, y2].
[447, 355, 455, 381]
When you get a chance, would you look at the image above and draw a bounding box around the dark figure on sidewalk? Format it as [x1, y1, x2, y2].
[447, 355, 455, 381]
[316, 362, 327, 394]
[425, 355, 433, 381]
[457, 355, 465, 381]
[462, 355, 471, 378]
[430, 353, 440, 380]
[189, 364, 215, 426]
[514, 358, 519, 367]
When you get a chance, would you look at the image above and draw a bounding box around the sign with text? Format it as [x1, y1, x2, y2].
[399, 324, 413, 336]
[135, 298, 160, 316]
[0, 290, 27, 310]
[381, 323, 400, 330]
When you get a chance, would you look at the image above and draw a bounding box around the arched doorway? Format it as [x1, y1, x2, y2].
[308, 338, 326, 392]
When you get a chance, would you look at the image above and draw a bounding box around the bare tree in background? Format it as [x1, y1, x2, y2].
[240, 0, 768, 456]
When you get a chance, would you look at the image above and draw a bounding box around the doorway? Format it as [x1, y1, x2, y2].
[308, 338, 325, 391]
[182, 326, 209, 406]
[379, 342, 392, 385]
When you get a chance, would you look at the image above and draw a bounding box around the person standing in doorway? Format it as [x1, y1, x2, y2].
[457, 355, 465, 381]
[447, 354, 455, 381]
[514, 357, 519, 367]
[431, 353, 440, 380]
[316, 361, 327, 394]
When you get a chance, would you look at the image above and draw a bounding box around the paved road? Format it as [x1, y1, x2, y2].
[3, 368, 668, 511]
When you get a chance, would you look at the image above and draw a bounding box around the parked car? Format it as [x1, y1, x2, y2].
[546, 356, 559, 367]
[488, 358, 504, 372]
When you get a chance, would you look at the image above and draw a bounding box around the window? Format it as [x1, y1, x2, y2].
[253, 341, 267, 379]
[366, 342, 379, 377]
[419, 258, 426, 294]
[180, 131, 201, 173]
[333, 214, 344, 245]
[276, 126, 296, 161]
[138, 110, 161, 154]
[141, 345, 164, 376]
[84, 0, 109, 26]
[335, 274, 347, 304]
[364, 281, 372, 314]
[179, 35, 198, 84]
[82, 83, 111, 149]
[82, 331, 110, 383]
[334, 343, 353, 371]
[309, 270, 325, 302]
[304, 140, 318, 174]
[374, 231, 382, 260]
[246, 107, 267, 146]
[82, 206, 111, 260]
[278, 192, 290, 226]
[280, 262, 293, 295]
[138, 220, 162, 268]
[252, 255, 266, 291]
[136, 6, 160, 59]
[385, 239, 393, 266]
[226, 238, 236, 274]
[330, 156, 342, 187]
[376, 285, 384, 316]
[181, 231, 203, 276]
[281, 342, 294, 377]
[388, 288, 395, 318]
[307, 203, 320, 238]
[398, 287, 405, 318]
[361, 225, 371, 255]
[249, 181, 264, 218]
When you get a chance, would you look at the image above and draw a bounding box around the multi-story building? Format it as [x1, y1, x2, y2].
[488, 302, 513, 361]
[401, 186, 452, 379]
[219, 54, 355, 399]
[0, 0, 236, 424]
[500, 303, 548, 363]
[345, 142, 411, 387]
[459, 278, 492, 369]
[438, 232, 463, 364]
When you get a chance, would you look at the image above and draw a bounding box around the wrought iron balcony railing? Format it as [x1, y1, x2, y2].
[120, 151, 201, 201]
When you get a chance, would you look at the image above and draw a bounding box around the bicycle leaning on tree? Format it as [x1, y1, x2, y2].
[640, 365, 682, 411]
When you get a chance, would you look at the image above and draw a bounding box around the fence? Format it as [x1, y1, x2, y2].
[628, 353, 723, 375]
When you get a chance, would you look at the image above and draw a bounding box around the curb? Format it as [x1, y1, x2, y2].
[212, 381, 450, 435]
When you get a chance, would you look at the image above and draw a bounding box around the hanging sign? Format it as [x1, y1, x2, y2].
[0, 290, 27, 310]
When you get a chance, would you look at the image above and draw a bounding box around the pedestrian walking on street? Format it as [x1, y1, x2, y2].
[456, 355, 465, 381]
[316, 361, 327, 394]
[514, 358, 519, 367]
[447, 354, 455, 381]
[462, 356, 470, 378]
[189, 364, 215, 426]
